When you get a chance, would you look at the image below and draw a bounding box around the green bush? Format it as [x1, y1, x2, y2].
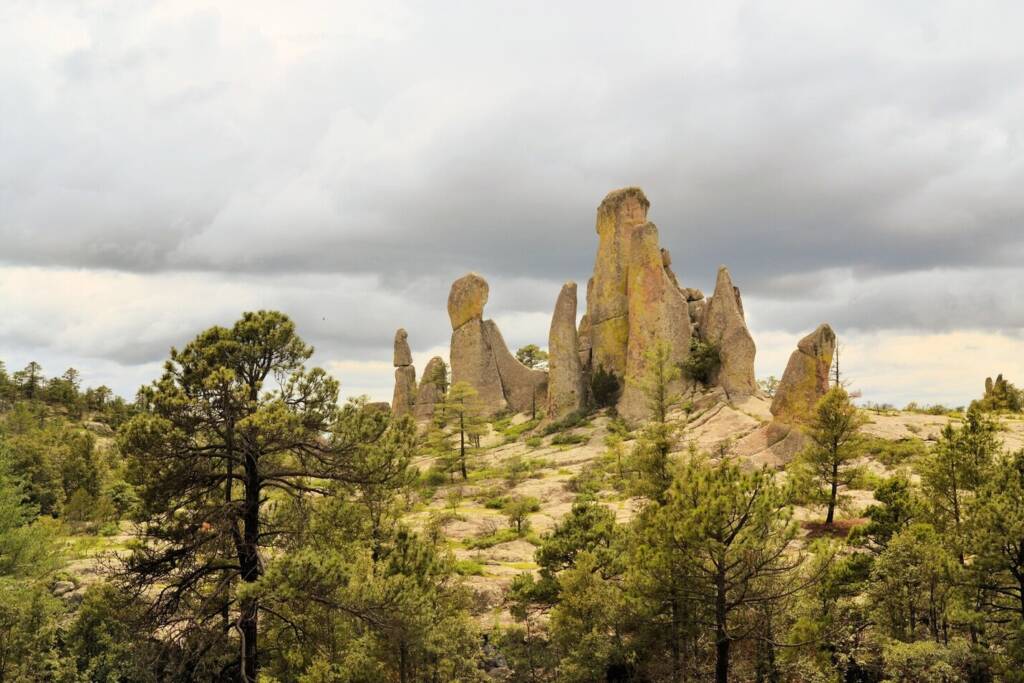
[682, 338, 721, 384]
[484, 496, 508, 510]
[861, 436, 928, 468]
[542, 409, 590, 436]
[525, 436, 542, 448]
[590, 365, 620, 407]
[464, 528, 521, 549]
[551, 432, 587, 446]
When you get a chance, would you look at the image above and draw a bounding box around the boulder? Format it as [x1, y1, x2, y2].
[618, 222, 692, 421]
[547, 282, 587, 420]
[414, 356, 447, 421]
[393, 328, 412, 367]
[770, 324, 837, 423]
[483, 320, 547, 415]
[703, 266, 757, 397]
[448, 272, 489, 330]
[588, 187, 649, 379]
[391, 365, 417, 417]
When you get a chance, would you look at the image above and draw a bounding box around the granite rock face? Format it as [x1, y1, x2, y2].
[447, 273, 547, 416]
[483, 320, 547, 414]
[618, 222, 692, 420]
[393, 328, 412, 367]
[547, 282, 586, 420]
[414, 356, 447, 421]
[447, 273, 489, 330]
[770, 324, 837, 423]
[391, 327, 417, 417]
[587, 187, 650, 379]
[392, 366, 417, 417]
[703, 266, 757, 397]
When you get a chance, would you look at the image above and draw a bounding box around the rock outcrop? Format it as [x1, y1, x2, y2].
[588, 187, 650, 378]
[618, 222, 692, 420]
[702, 266, 757, 397]
[770, 324, 836, 423]
[414, 356, 447, 422]
[391, 328, 417, 417]
[483, 320, 547, 414]
[547, 282, 586, 420]
[448, 273, 547, 416]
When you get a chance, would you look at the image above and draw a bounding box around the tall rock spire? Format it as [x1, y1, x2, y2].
[702, 266, 757, 397]
[547, 282, 586, 420]
[391, 328, 417, 417]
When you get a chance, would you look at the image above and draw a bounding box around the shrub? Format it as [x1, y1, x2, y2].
[503, 496, 540, 535]
[464, 528, 520, 549]
[542, 409, 590, 436]
[551, 432, 587, 446]
[590, 365, 620, 407]
[682, 338, 721, 384]
[525, 436, 542, 449]
[484, 496, 508, 510]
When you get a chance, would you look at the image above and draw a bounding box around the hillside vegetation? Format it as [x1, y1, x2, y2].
[3, 315, 1024, 682]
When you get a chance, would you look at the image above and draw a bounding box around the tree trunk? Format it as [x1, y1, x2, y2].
[826, 460, 839, 525]
[716, 570, 729, 683]
[238, 455, 262, 682]
[459, 414, 468, 480]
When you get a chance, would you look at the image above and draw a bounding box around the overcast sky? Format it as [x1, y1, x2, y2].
[2, 1, 1023, 408]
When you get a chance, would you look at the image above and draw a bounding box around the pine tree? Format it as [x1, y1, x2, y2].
[799, 387, 867, 526]
[117, 311, 394, 681]
[436, 382, 487, 480]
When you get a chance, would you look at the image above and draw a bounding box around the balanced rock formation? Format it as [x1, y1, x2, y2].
[547, 282, 586, 420]
[391, 328, 417, 417]
[448, 273, 547, 416]
[413, 356, 447, 422]
[588, 187, 650, 378]
[702, 266, 757, 397]
[770, 324, 836, 423]
[618, 222, 692, 420]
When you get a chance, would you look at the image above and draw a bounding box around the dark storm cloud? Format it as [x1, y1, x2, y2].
[2, 1, 1024, 403]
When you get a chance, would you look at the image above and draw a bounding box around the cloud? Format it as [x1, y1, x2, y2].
[2, 1, 1024, 406]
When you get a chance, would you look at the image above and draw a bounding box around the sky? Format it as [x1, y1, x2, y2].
[2, 1, 1024, 409]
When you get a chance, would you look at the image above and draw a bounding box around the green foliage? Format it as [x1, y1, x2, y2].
[757, 375, 780, 398]
[464, 527, 522, 550]
[503, 496, 540, 535]
[919, 407, 999, 558]
[850, 471, 923, 552]
[589, 365, 620, 408]
[515, 344, 549, 369]
[794, 386, 868, 525]
[974, 373, 1023, 413]
[681, 337, 721, 384]
[550, 432, 587, 446]
[454, 558, 485, 576]
[861, 435, 927, 468]
[525, 436, 542, 449]
[541, 408, 590, 435]
[434, 381, 488, 480]
[115, 311, 415, 680]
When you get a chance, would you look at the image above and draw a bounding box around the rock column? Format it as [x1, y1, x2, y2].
[547, 282, 586, 420]
[391, 328, 417, 417]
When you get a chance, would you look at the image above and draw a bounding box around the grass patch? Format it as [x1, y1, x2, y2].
[464, 528, 521, 550]
[454, 559, 485, 576]
[860, 436, 928, 468]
